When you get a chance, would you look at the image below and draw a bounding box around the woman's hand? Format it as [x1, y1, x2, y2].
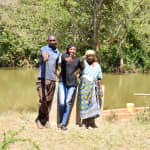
[100, 89, 103, 98]
[82, 55, 87, 60]
[80, 55, 86, 69]
[65, 55, 73, 62]
[98, 79, 103, 97]
[74, 72, 80, 78]
[56, 70, 60, 78]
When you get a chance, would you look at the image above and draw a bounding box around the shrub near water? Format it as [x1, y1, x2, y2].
[0, 0, 150, 71]
[136, 107, 150, 123]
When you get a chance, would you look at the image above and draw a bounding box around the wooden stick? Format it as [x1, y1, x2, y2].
[134, 93, 150, 96]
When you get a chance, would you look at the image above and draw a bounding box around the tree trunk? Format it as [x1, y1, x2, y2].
[119, 42, 124, 73]
[93, 6, 98, 54]
[63, 0, 67, 6]
[92, 0, 103, 62]
[60, 0, 67, 7]
[120, 56, 124, 73]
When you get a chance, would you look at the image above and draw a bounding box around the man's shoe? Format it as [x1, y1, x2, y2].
[45, 121, 50, 128]
[36, 120, 44, 129]
[61, 125, 68, 131]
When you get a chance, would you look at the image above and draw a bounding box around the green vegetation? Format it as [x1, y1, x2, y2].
[0, 0, 150, 72]
[0, 127, 40, 150]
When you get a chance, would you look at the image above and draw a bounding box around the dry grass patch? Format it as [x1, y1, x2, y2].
[0, 111, 150, 150]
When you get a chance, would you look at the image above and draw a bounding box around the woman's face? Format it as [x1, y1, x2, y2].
[86, 54, 95, 63]
[68, 47, 77, 56]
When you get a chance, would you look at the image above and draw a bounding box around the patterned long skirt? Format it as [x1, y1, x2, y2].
[78, 77, 101, 120]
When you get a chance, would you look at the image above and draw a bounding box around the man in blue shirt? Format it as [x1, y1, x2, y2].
[36, 35, 60, 129]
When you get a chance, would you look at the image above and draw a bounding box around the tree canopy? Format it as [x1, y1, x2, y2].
[0, 0, 150, 72]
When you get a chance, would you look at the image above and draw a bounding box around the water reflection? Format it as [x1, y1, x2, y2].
[103, 73, 150, 109]
[0, 68, 150, 112]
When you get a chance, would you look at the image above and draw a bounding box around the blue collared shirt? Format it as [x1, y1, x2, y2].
[38, 45, 60, 81]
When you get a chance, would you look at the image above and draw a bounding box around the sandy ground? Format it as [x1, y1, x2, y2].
[0, 111, 150, 150]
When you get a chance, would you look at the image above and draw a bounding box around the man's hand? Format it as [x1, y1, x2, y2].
[42, 51, 50, 62]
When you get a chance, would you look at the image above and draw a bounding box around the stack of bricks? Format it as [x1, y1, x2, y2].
[101, 107, 145, 120]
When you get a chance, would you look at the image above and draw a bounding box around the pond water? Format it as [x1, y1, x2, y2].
[0, 68, 150, 113]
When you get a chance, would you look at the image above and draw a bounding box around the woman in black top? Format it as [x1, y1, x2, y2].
[58, 44, 81, 130]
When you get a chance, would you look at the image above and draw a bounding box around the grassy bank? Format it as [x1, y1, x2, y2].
[0, 111, 150, 150]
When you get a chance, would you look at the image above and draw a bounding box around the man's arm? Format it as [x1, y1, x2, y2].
[56, 53, 61, 77]
[56, 61, 60, 78]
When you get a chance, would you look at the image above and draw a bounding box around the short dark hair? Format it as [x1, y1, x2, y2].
[66, 43, 77, 54]
[48, 34, 56, 39]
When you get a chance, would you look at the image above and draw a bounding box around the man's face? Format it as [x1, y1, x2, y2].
[47, 36, 57, 48]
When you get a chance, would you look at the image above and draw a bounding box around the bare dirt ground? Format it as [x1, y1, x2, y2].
[0, 111, 150, 150]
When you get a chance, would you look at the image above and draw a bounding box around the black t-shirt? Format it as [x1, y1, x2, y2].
[59, 53, 81, 86]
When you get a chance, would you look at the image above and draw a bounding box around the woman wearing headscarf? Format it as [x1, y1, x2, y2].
[78, 50, 103, 128]
[58, 44, 81, 130]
